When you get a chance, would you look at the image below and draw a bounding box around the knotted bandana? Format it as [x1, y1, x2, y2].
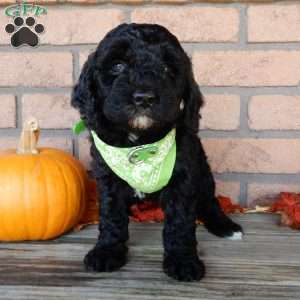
[73, 120, 176, 193]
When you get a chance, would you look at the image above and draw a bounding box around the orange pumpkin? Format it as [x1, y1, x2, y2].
[0, 118, 87, 241]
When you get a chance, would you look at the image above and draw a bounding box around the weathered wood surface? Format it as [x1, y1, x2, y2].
[0, 214, 300, 300]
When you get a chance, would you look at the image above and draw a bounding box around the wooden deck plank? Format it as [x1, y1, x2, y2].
[1, 284, 300, 300]
[0, 214, 300, 299]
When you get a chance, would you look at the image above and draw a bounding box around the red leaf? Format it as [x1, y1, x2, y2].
[270, 192, 300, 229]
[130, 201, 165, 222]
[74, 179, 244, 229]
[217, 195, 244, 214]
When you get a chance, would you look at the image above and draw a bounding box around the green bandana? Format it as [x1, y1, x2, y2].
[73, 120, 176, 194]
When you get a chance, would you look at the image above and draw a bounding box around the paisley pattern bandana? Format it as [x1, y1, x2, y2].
[91, 129, 176, 194]
[73, 119, 176, 194]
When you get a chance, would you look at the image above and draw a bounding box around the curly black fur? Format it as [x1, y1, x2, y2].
[72, 23, 243, 282]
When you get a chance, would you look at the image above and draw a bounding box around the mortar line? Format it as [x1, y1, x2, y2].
[15, 93, 22, 129]
[1, 86, 300, 95]
[0, 128, 74, 136]
[201, 86, 300, 94]
[0, 87, 72, 94]
[214, 173, 300, 183]
[199, 130, 300, 139]
[3, 124, 300, 140]
[71, 51, 79, 84]
[184, 43, 300, 50]
[2, 42, 300, 52]
[239, 180, 248, 207]
[2, 1, 271, 10]
[13, 95, 18, 129]
[122, 2, 132, 23]
[238, 3, 248, 47]
[73, 135, 79, 159]
[3, 126, 300, 139]
[45, 1, 247, 9]
[239, 93, 250, 133]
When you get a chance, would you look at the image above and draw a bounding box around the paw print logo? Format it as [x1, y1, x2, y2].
[5, 16, 44, 48]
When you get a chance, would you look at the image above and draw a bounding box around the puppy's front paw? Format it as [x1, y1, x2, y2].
[84, 243, 128, 272]
[163, 253, 205, 282]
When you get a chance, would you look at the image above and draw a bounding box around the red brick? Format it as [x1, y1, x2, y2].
[22, 94, 79, 129]
[193, 51, 300, 87]
[0, 15, 12, 44]
[41, 8, 125, 45]
[248, 4, 300, 42]
[249, 95, 300, 130]
[201, 94, 240, 130]
[0, 53, 72, 87]
[131, 7, 239, 42]
[0, 95, 15, 128]
[203, 139, 300, 174]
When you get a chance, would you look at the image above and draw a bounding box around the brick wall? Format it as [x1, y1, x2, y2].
[1, 0, 299, 206]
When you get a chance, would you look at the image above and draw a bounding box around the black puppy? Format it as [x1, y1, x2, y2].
[72, 23, 243, 282]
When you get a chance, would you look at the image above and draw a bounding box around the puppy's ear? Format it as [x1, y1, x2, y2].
[71, 53, 100, 128]
[181, 60, 204, 133]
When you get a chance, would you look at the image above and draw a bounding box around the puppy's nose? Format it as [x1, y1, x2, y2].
[133, 91, 156, 107]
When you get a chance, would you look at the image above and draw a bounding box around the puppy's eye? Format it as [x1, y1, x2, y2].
[110, 63, 126, 75]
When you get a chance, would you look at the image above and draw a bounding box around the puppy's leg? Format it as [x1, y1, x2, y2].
[198, 196, 243, 240]
[161, 187, 205, 282]
[196, 162, 243, 240]
[84, 167, 130, 272]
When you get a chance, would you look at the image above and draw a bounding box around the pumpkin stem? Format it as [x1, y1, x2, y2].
[17, 118, 40, 155]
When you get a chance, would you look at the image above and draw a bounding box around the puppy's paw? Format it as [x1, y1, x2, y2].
[163, 253, 205, 282]
[226, 230, 243, 241]
[222, 221, 243, 240]
[84, 243, 128, 272]
[205, 217, 243, 240]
